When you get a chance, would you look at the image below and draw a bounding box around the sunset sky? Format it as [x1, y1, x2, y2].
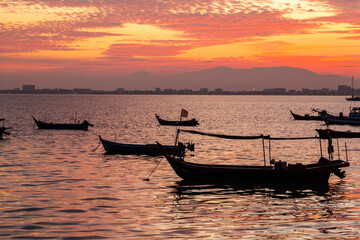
[1, 0, 360, 89]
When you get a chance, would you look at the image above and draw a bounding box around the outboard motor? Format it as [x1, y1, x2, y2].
[333, 169, 346, 179]
[186, 143, 195, 152]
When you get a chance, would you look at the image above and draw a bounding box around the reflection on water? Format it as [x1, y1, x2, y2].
[168, 180, 355, 239]
[171, 180, 332, 200]
[0, 94, 360, 239]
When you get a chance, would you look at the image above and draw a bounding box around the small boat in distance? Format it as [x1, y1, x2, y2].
[0, 118, 11, 139]
[155, 114, 199, 126]
[346, 77, 360, 101]
[324, 117, 360, 126]
[99, 135, 193, 156]
[31, 115, 93, 131]
[346, 96, 360, 101]
[316, 129, 360, 138]
[290, 110, 324, 121]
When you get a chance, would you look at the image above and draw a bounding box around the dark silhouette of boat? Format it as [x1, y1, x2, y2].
[346, 77, 360, 101]
[324, 117, 360, 126]
[291, 108, 360, 125]
[0, 118, 10, 139]
[155, 114, 199, 126]
[290, 110, 325, 121]
[321, 107, 360, 125]
[346, 96, 360, 101]
[157, 142, 349, 184]
[31, 115, 93, 131]
[156, 129, 350, 184]
[99, 135, 193, 156]
[316, 129, 360, 138]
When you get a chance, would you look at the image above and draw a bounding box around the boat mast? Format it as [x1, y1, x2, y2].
[262, 137, 266, 166]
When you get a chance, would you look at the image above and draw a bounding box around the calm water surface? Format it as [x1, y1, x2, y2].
[0, 94, 360, 239]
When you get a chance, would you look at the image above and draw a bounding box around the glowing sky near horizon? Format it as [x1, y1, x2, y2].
[1, 0, 360, 87]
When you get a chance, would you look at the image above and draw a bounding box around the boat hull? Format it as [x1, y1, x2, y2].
[324, 117, 360, 126]
[290, 111, 323, 121]
[316, 129, 360, 138]
[164, 154, 349, 184]
[99, 136, 185, 156]
[155, 114, 199, 126]
[32, 115, 93, 131]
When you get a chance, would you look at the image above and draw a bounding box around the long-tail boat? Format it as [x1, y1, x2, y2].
[156, 130, 350, 184]
[316, 129, 360, 138]
[31, 115, 93, 131]
[290, 110, 324, 121]
[324, 117, 360, 126]
[155, 114, 199, 126]
[99, 135, 193, 156]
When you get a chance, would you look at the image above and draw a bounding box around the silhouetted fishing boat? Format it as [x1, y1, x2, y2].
[157, 130, 350, 184]
[99, 135, 193, 156]
[290, 110, 324, 121]
[0, 118, 10, 139]
[346, 77, 360, 101]
[316, 129, 360, 138]
[31, 115, 93, 131]
[347, 97, 360, 101]
[324, 117, 360, 126]
[155, 114, 199, 126]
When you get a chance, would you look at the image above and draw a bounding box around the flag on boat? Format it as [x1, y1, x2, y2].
[181, 109, 188, 118]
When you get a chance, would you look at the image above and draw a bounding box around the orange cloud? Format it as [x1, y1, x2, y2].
[0, 0, 360, 89]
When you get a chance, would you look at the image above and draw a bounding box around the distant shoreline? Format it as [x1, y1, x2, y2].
[0, 91, 353, 96]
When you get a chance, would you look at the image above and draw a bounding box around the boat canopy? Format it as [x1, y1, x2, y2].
[180, 129, 319, 140]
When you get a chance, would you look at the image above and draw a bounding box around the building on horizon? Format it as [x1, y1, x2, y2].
[23, 85, 35, 92]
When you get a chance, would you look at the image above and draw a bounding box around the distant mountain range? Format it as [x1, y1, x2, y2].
[115, 66, 350, 91]
[0, 66, 351, 91]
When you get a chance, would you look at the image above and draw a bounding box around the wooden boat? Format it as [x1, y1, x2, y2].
[157, 142, 349, 184]
[155, 114, 199, 126]
[99, 135, 193, 156]
[0, 118, 10, 139]
[157, 128, 350, 184]
[290, 110, 324, 121]
[346, 96, 360, 101]
[324, 117, 360, 126]
[31, 115, 93, 131]
[316, 129, 360, 138]
[293, 108, 360, 123]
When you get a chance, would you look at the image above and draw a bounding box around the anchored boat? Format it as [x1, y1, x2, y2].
[31, 115, 93, 131]
[99, 135, 194, 156]
[157, 130, 350, 184]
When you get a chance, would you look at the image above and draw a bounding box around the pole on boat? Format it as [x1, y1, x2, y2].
[262, 137, 266, 166]
[174, 109, 188, 147]
[319, 137, 323, 158]
[345, 143, 348, 162]
[174, 128, 180, 146]
[337, 138, 340, 160]
[268, 137, 271, 165]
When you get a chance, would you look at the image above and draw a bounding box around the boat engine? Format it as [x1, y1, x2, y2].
[186, 143, 195, 151]
[333, 169, 346, 179]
